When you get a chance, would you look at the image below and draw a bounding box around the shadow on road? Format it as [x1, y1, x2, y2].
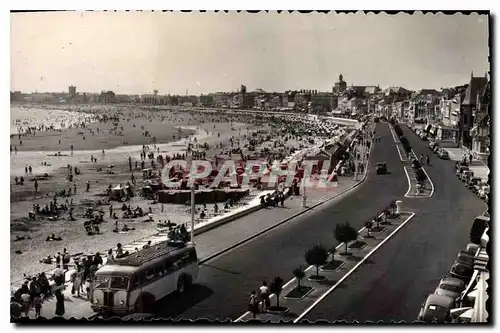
[154, 284, 214, 319]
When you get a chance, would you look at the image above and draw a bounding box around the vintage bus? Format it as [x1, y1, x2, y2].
[91, 241, 198, 315]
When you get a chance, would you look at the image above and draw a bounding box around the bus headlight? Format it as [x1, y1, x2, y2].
[120, 301, 124, 305]
[94, 299, 99, 304]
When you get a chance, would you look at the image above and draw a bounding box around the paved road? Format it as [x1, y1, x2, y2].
[303, 123, 487, 323]
[153, 122, 408, 321]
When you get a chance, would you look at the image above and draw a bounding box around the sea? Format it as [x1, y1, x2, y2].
[9, 105, 213, 176]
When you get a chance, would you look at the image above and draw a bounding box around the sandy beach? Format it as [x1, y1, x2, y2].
[10, 105, 268, 282]
[10, 104, 347, 285]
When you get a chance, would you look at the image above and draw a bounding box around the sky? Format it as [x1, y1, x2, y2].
[10, 11, 490, 95]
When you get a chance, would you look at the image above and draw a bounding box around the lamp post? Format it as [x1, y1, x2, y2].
[353, 143, 358, 181]
[302, 178, 307, 208]
[187, 152, 195, 243]
[190, 185, 195, 243]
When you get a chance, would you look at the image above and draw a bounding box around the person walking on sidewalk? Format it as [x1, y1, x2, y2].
[258, 281, 270, 312]
[248, 291, 259, 319]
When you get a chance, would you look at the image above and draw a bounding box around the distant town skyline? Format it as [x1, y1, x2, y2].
[11, 11, 489, 95]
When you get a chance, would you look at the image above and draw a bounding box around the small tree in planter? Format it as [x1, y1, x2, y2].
[293, 267, 306, 290]
[305, 245, 328, 281]
[364, 220, 374, 238]
[416, 169, 427, 183]
[269, 276, 286, 311]
[334, 222, 359, 255]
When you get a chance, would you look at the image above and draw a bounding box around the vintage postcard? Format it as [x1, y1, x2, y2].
[9, 10, 490, 323]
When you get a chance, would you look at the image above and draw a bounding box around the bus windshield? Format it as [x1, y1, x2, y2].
[110, 276, 130, 290]
[94, 276, 111, 289]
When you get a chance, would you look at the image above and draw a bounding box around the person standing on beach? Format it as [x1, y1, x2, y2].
[73, 183, 77, 195]
[20, 290, 31, 317]
[54, 287, 65, 317]
[33, 293, 43, 318]
[70, 144, 74, 155]
[10, 297, 22, 319]
[107, 249, 114, 262]
[128, 157, 132, 172]
[14, 146, 17, 154]
[34, 180, 38, 193]
[86, 180, 90, 192]
[109, 204, 113, 218]
[28, 166, 32, 174]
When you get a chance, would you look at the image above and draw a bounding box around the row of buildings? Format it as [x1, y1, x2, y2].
[10, 72, 490, 159]
[380, 72, 490, 162]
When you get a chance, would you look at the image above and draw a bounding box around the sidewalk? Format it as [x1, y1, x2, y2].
[17, 130, 374, 320]
[443, 148, 490, 182]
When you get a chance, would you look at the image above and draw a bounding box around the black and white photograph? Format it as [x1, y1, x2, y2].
[8, 8, 491, 324]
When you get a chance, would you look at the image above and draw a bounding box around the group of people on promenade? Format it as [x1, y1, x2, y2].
[248, 281, 271, 318]
[11, 247, 107, 319]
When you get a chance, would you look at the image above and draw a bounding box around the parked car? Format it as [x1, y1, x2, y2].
[417, 294, 454, 323]
[473, 182, 484, 195]
[467, 177, 482, 190]
[456, 165, 469, 178]
[456, 251, 475, 267]
[437, 149, 449, 159]
[478, 184, 490, 199]
[460, 170, 474, 183]
[376, 162, 387, 175]
[435, 277, 466, 300]
[455, 160, 469, 170]
[470, 215, 489, 245]
[429, 141, 437, 151]
[465, 243, 480, 256]
[449, 262, 474, 282]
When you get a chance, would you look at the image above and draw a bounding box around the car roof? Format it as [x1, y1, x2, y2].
[426, 294, 455, 307]
[440, 276, 465, 287]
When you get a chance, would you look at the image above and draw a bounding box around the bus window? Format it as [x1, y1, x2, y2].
[94, 276, 111, 289]
[130, 274, 141, 290]
[110, 276, 130, 290]
[145, 270, 156, 282]
[164, 259, 174, 273]
[155, 265, 165, 277]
